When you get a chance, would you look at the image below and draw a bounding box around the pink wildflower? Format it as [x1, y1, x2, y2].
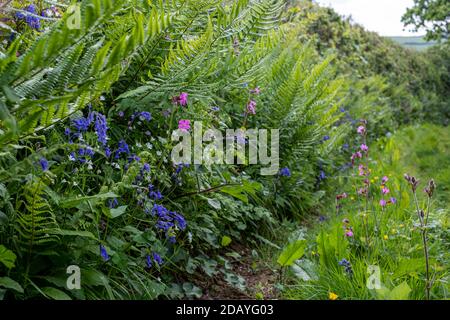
[246, 100, 257, 115]
[178, 119, 191, 132]
[360, 144, 369, 152]
[357, 126, 366, 135]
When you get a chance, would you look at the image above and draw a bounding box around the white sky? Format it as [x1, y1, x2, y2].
[315, 0, 424, 36]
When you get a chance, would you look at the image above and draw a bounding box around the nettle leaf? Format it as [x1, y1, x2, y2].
[0, 277, 23, 293]
[0, 245, 16, 269]
[277, 240, 307, 267]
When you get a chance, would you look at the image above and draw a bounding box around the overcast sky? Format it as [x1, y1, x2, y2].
[315, 0, 424, 37]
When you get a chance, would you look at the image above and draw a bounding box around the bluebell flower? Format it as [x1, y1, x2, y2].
[108, 198, 119, 209]
[64, 128, 71, 136]
[318, 170, 326, 181]
[173, 212, 187, 230]
[39, 158, 49, 171]
[149, 190, 163, 200]
[118, 111, 124, 117]
[338, 258, 353, 275]
[152, 252, 163, 266]
[138, 111, 151, 121]
[143, 163, 150, 172]
[115, 140, 130, 159]
[104, 146, 111, 158]
[146, 255, 152, 268]
[94, 112, 108, 146]
[323, 135, 330, 141]
[127, 154, 141, 163]
[279, 167, 291, 177]
[73, 117, 91, 132]
[100, 245, 109, 261]
[211, 106, 220, 112]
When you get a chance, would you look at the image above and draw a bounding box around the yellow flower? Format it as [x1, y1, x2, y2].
[370, 179, 375, 183]
[383, 235, 389, 240]
[399, 224, 404, 228]
[329, 292, 339, 300]
[391, 229, 397, 234]
[350, 196, 355, 201]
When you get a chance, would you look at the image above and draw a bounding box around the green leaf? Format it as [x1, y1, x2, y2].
[207, 198, 221, 210]
[109, 205, 128, 219]
[0, 277, 23, 293]
[47, 230, 96, 239]
[387, 281, 411, 300]
[60, 192, 118, 208]
[221, 235, 232, 247]
[0, 245, 16, 269]
[41, 287, 72, 300]
[182, 282, 202, 299]
[277, 240, 307, 267]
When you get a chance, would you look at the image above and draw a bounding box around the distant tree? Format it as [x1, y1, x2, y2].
[402, 0, 450, 41]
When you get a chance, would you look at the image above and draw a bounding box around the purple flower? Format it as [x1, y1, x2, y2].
[380, 199, 387, 207]
[64, 128, 71, 136]
[173, 92, 188, 106]
[357, 126, 366, 135]
[323, 135, 330, 141]
[39, 158, 49, 171]
[246, 100, 257, 115]
[390, 197, 397, 204]
[108, 198, 119, 209]
[250, 87, 261, 95]
[382, 187, 390, 195]
[173, 212, 187, 230]
[319, 171, 326, 180]
[279, 167, 291, 177]
[382, 176, 389, 184]
[93, 112, 108, 146]
[104, 146, 112, 158]
[152, 252, 163, 266]
[143, 163, 150, 172]
[118, 111, 124, 117]
[146, 255, 152, 268]
[138, 111, 152, 121]
[345, 230, 354, 237]
[178, 119, 191, 132]
[115, 140, 130, 159]
[211, 106, 220, 112]
[360, 144, 369, 152]
[100, 245, 109, 261]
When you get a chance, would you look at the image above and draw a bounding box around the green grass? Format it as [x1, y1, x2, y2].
[281, 124, 449, 300]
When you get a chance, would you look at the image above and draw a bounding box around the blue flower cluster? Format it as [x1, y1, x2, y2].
[150, 203, 187, 243]
[146, 252, 163, 268]
[338, 258, 353, 275]
[16, 5, 41, 30]
[115, 140, 130, 159]
[279, 167, 291, 177]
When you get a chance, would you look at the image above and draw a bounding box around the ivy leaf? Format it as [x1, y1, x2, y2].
[0, 245, 16, 269]
[277, 240, 307, 267]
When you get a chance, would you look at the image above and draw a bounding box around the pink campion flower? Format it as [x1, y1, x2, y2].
[172, 92, 188, 106]
[250, 86, 261, 95]
[246, 100, 257, 115]
[382, 186, 390, 195]
[358, 188, 367, 195]
[357, 126, 366, 135]
[345, 230, 354, 237]
[382, 176, 389, 184]
[360, 144, 369, 152]
[380, 199, 387, 207]
[358, 164, 366, 176]
[336, 193, 348, 200]
[351, 151, 363, 164]
[178, 119, 191, 132]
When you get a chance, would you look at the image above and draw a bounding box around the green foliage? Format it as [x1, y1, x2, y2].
[402, 0, 450, 41]
[277, 240, 306, 267]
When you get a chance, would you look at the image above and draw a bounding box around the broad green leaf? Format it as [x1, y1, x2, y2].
[109, 205, 128, 218]
[60, 192, 118, 208]
[41, 287, 72, 300]
[207, 198, 221, 210]
[0, 277, 23, 293]
[277, 240, 307, 267]
[48, 230, 96, 239]
[0, 245, 16, 269]
[221, 235, 232, 247]
[387, 281, 411, 300]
